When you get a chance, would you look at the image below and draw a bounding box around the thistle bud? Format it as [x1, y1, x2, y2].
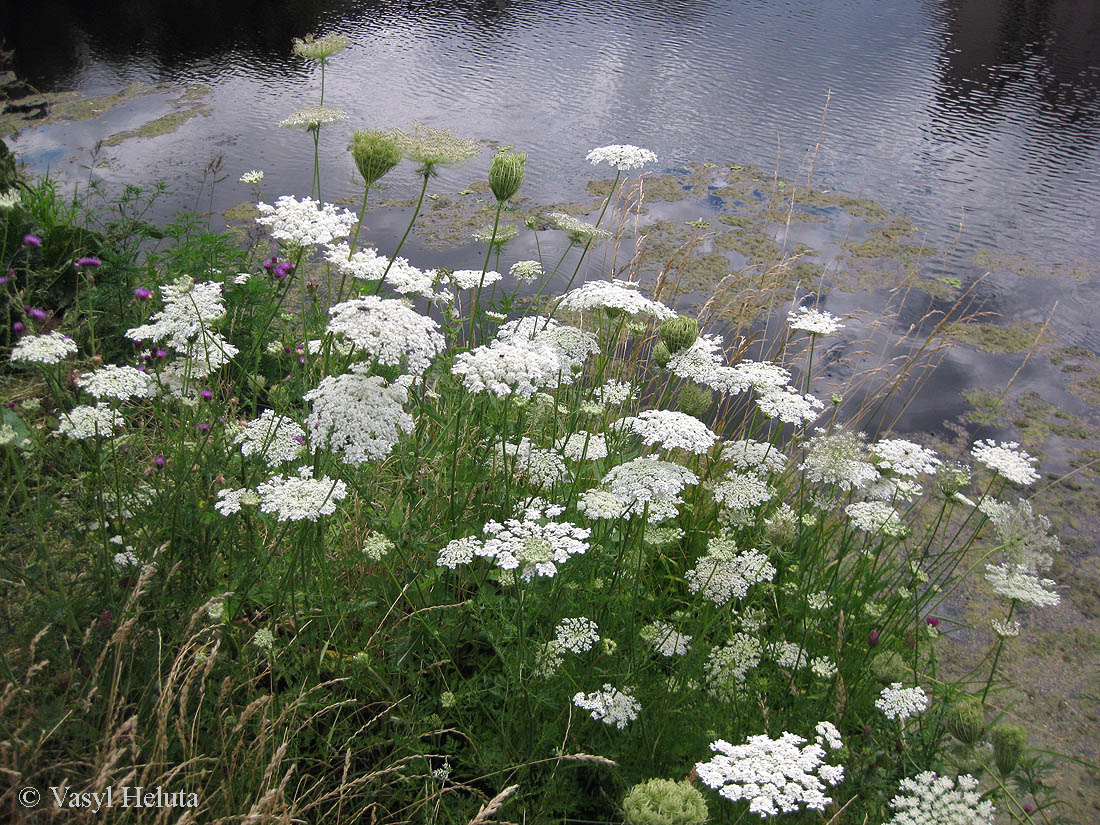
[993, 724, 1027, 776]
[652, 340, 672, 369]
[946, 697, 986, 747]
[870, 651, 907, 684]
[623, 778, 708, 825]
[676, 383, 712, 418]
[659, 315, 698, 354]
[488, 150, 526, 202]
[351, 130, 402, 188]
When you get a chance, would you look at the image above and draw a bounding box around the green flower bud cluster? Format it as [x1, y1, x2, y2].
[351, 130, 402, 187]
[659, 316, 698, 354]
[488, 150, 527, 202]
[623, 778, 708, 825]
[946, 697, 986, 747]
[993, 724, 1027, 776]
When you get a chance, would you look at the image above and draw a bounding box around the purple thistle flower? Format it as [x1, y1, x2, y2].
[13, 322, 25, 334]
[155, 348, 168, 359]
[154, 455, 166, 469]
[200, 389, 213, 401]
[137, 364, 147, 372]
[27, 307, 47, 321]
[197, 422, 211, 432]
[23, 234, 42, 248]
[868, 630, 880, 647]
[924, 616, 940, 628]
[133, 286, 153, 300]
[75, 256, 102, 269]
[274, 260, 295, 279]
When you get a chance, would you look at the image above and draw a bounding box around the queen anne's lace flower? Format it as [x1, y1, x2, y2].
[686, 537, 776, 605]
[733, 361, 792, 394]
[240, 170, 264, 184]
[546, 212, 611, 243]
[984, 563, 1059, 607]
[327, 297, 445, 375]
[76, 364, 158, 400]
[498, 438, 570, 487]
[55, 403, 123, 440]
[10, 331, 78, 365]
[722, 439, 787, 476]
[256, 467, 347, 521]
[712, 471, 774, 513]
[557, 431, 609, 461]
[885, 772, 994, 825]
[477, 515, 591, 580]
[618, 409, 718, 454]
[555, 617, 600, 653]
[446, 269, 503, 289]
[585, 144, 658, 171]
[704, 634, 764, 700]
[872, 438, 941, 477]
[601, 457, 699, 522]
[437, 536, 482, 569]
[666, 335, 750, 396]
[641, 621, 692, 656]
[788, 306, 844, 335]
[846, 501, 908, 538]
[234, 410, 306, 466]
[279, 106, 347, 130]
[757, 388, 824, 424]
[558, 279, 675, 320]
[256, 195, 357, 249]
[577, 489, 631, 520]
[214, 487, 259, 516]
[572, 684, 640, 728]
[509, 260, 543, 282]
[972, 439, 1039, 485]
[453, 337, 564, 398]
[695, 727, 845, 817]
[802, 430, 879, 490]
[876, 683, 929, 720]
[597, 379, 636, 405]
[127, 278, 227, 350]
[304, 371, 412, 465]
[496, 316, 599, 381]
[769, 641, 808, 670]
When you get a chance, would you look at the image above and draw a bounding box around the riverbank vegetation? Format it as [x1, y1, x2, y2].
[0, 35, 1077, 825]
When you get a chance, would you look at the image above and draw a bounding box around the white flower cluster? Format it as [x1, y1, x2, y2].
[557, 431, 609, 461]
[712, 471, 775, 514]
[695, 725, 845, 817]
[499, 438, 570, 487]
[437, 536, 481, 569]
[788, 306, 844, 335]
[667, 335, 745, 395]
[55, 403, 123, 440]
[546, 212, 610, 243]
[641, 620, 692, 657]
[845, 501, 908, 538]
[445, 269, 503, 290]
[496, 316, 599, 381]
[875, 683, 929, 721]
[324, 242, 387, 280]
[572, 684, 640, 728]
[509, 260, 543, 283]
[618, 409, 718, 455]
[756, 387, 825, 425]
[872, 438, 941, 478]
[585, 144, 658, 171]
[10, 331, 78, 365]
[278, 105, 347, 129]
[256, 195, 356, 248]
[256, 467, 348, 521]
[127, 278, 227, 350]
[555, 617, 600, 653]
[327, 297, 445, 375]
[722, 439, 787, 477]
[588, 457, 699, 523]
[802, 429, 880, 491]
[736, 360, 792, 394]
[597, 379, 636, 406]
[769, 640, 808, 670]
[971, 439, 1039, 485]
[304, 371, 413, 465]
[558, 279, 675, 320]
[234, 410, 306, 466]
[686, 537, 776, 605]
[440, 515, 591, 580]
[76, 364, 158, 400]
[704, 634, 763, 700]
[240, 170, 264, 184]
[984, 562, 1060, 607]
[453, 337, 564, 398]
[885, 772, 994, 825]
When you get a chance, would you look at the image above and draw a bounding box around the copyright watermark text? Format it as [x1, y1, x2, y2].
[18, 785, 199, 812]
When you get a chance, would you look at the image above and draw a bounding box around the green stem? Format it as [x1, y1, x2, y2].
[375, 172, 430, 294]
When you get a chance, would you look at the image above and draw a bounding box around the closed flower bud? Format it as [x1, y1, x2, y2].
[993, 724, 1027, 776]
[659, 315, 698, 353]
[676, 383, 712, 418]
[946, 697, 986, 747]
[351, 130, 402, 187]
[653, 340, 672, 369]
[623, 778, 708, 825]
[488, 150, 526, 202]
[870, 651, 907, 684]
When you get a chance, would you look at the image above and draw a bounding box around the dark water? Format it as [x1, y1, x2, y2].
[4, 0, 1097, 260]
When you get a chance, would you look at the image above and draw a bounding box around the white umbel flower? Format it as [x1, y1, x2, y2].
[256, 467, 347, 521]
[452, 337, 564, 398]
[984, 563, 1060, 607]
[496, 315, 599, 381]
[234, 410, 306, 466]
[55, 403, 123, 440]
[885, 772, 994, 825]
[10, 331, 78, 365]
[733, 360, 792, 394]
[757, 388, 824, 424]
[278, 105, 347, 129]
[558, 279, 675, 320]
[437, 536, 482, 569]
[618, 409, 718, 455]
[601, 457, 699, 522]
[557, 431, 609, 461]
[327, 297, 445, 375]
[555, 617, 600, 653]
[572, 684, 640, 728]
[696, 727, 845, 817]
[802, 430, 880, 491]
[972, 439, 1039, 485]
[875, 683, 929, 720]
[788, 306, 844, 335]
[304, 371, 413, 465]
[509, 260, 543, 283]
[240, 170, 264, 184]
[641, 620, 692, 657]
[712, 471, 775, 513]
[126, 278, 227, 350]
[597, 379, 636, 405]
[499, 438, 570, 487]
[686, 538, 776, 605]
[446, 269, 503, 289]
[585, 144, 658, 171]
[704, 634, 765, 700]
[479, 516, 591, 580]
[667, 335, 751, 396]
[845, 501, 908, 538]
[76, 364, 158, 400]
[722, 439, 788, 476]
[872, 438, 941, 477]
[255, 195, 357, 249]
